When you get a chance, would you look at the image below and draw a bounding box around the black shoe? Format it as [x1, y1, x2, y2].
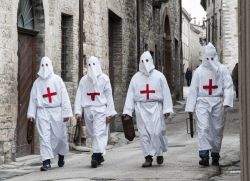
[58, 154, 65, 167]
[212, 159, 219, 166]
[91, 159, 98, 168]
[142, 155, 153, 168]
[156, 156, 164, 165]
[98, 155, 104, 165]
[199, 158, 209, 167]
[211, 152, 220, 166]
[40, 159, 51, 171]
[91, 154, 99, 168]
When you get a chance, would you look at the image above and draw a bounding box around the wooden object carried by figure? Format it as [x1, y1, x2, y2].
[121, 115, 136, 141]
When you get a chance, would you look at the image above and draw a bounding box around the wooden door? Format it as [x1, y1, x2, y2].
[16, 28, 37, 157]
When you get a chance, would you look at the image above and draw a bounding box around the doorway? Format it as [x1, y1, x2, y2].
[108, 10, 122, 132]
[164, 15, 173, 93]
[16, 28, 37, 157]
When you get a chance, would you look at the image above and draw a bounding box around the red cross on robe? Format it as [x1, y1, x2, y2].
[42, 87, 57, 103]
[140, 84, 155, 100]
[203, 79, 218, 95]
[87, 92, 100, 101]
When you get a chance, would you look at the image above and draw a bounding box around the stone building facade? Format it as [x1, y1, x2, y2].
[82, 0, 138, 132]
[190, 24, 206, 69]
[239, 1, 250, 179]
[160, 0, 183, 100]
[182, 8, 206, 85]
[82, 0, 183, 130]
[0, 0, 182, 164]
[182, 8, 192, 72]
[200, 0, 238, 72]
[0, 0, 80, 164]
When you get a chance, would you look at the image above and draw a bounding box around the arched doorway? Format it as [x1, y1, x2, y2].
[16, 0, 44, 157]
[164, 15, 173, 93]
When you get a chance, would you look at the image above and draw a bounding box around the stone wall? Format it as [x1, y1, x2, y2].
[0, 0, 19, 164]
[239, 0, 250, 179]
[203, 0, 238, 72]
[81, 0, 137, 131]
[160, 0, 183, 100]
[0, 0, 79, 163]
[182, 8, 192, 72]
[0, 0, 182, 164]
[206, 0, 222, 53]
[138, 0, 183, 100]
[182, 9, 204, 73]
[190, 25, 203, 70]
[222, 0, 238, 71]
[44, 0, 79, 144]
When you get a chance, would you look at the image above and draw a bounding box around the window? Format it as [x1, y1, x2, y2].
[61, 13, 73, 81]
[155, 45, 158, 69]
[207, 18, 211, 42]
[219, 10, 222, 37]
[211, 16, 214, 44]
[213, 14, 217, 44]
[17, 0, 34, 29]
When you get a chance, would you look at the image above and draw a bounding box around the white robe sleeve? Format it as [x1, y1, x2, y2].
[222, 67, 234, 107]
[74, 80, 83, 116]
[123, 79, 135, 117]
[161, 75, 174, 114]
[185, 71, 199, 112]
[60, 80, 73, 118]
[103, 78, 117, 117]
[27, 82, 37, 120]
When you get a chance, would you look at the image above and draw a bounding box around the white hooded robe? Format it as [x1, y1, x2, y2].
[185, 43, 234, 153]
[74, 56, 117, 154]
[123, 51, 173, 157]
[27, 57, 73, 161]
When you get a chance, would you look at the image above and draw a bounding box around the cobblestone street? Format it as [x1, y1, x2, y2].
[0, 98, 240, 181]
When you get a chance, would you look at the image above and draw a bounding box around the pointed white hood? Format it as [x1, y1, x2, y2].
[37, 56, 54, 79]
[201, 42, 221, 72]
[139, 51, 155, 76]
[87, 56, 102, 84]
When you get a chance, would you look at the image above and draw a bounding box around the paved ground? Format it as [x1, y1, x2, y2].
[0, 98, 240, 181]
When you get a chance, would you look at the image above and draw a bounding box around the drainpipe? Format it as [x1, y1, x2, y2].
[79, 0, 84, 82]
[213, 0, 215, 44]
[179, 0, 183, 99]
[136, 0, 141, 67]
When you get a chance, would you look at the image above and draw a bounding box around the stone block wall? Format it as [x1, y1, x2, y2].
[222, 0, 238, 72]
[0, 0, 79, 163]
[204, 0, 238, 71]
[0, 0, 182, 164]
[0, 0, 19, 164]
[82, 0, 137, 131]
[160, 0, 183, 100]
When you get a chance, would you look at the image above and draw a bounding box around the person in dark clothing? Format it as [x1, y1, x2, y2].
[232, 63, 239, 99]
[185, 68, 192, 86]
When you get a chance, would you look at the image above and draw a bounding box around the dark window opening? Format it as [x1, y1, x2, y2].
[61, 13, 73, 82]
